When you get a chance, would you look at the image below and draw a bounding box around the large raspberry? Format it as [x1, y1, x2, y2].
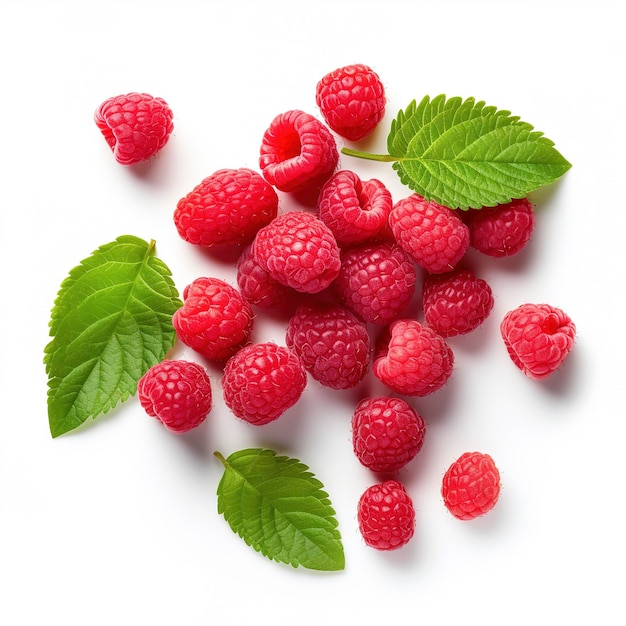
[172, 277, 253, 361]
[251, 211, 341, 294]
[222, 342, 307, 425]
[285, 301, 370, 390]
[95, 92, 173, 165]
[315, 64, 386, 141]
[500, 303, 576, 380]
[173, 168, 278, 247]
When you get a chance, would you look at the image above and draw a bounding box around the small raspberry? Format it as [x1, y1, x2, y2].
[317, 170, 392, 246]
[259, 110, 339, 193]
[315, 64, 386, 141]
[422, 269, 494, 337]
[251, 211, 341, 294]
[172, 277, 253, 361]
[468, 198, 535, 257]
[333, 241, 417, 324]
[500, 303, 576, 380]
[95, 92, 174, 165]
[357, 480, 415, 550]
[390, 194, 470, 274]
[285, 301, 370, 390]
[173, 168, 278, 247]
[352, 397, 426, 473]
[442, 452, 501, 520]
[222, 342, 307, 425]
[137, 360, 212, 433]
[374, 319, 454, 396]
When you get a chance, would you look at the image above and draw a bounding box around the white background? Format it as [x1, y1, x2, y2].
[1, 1, 623, 624]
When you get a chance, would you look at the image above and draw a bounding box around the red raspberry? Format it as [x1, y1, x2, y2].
[468, 198, 535, 257]
[315, 64, 386, 141]
[357, 480, 415, 550]
[251, 211, 341, 294]
[374, 319, 454, 396]
[137, 360, 212, 433]
[422, 269, 494, 337]
[500, 303, 576, 380]
[441, 452, 501, 520]
[285, 301, 370, 390]
[173, 168, 278, 247]
[259, 110, 339, 193]
[94, 92, 173, 165]
[352, 397, 426, 473]
[317, 170, 392, 246]
[333, 241, 417, 324]
[172, 277, 253, 361]
[222, 342, 307, 425]
[390, 194, 470, 274]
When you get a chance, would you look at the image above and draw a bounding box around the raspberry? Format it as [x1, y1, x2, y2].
[390, 194, 470, 274]
[251, 211, 341, 294]
[137, 360, 212, 433]
[285, 301, 370, 390]
[333, 241, 417, 324]
[315, 64, 386, 141]
[222, 342, 307, 425]
[173, 168, 278, 247]
[172, 277, 254, 361]
[94, 92, 173, 165]
[441, 452, 501, 520]
[357, 480, 415, 550]
[374, 319, 454, 396]
[259, 110, 339, 193]
[468, 198, 535, 257]
[500, 303, 576, 380]
[422, 269, 494, 337]
[317, 170, 392, 246]
[352, 397, 426, 473]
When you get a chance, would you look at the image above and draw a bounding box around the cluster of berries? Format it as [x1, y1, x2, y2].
[95, 64, 576, 552]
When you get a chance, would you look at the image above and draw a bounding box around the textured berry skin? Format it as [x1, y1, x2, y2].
[374, 319, 454, 396]
[357, 480, 415, 550]
[173, 168, 278, 247]
[317, 170, 392, 246]
[251, 211, 341, 294]
[95, 92, 173, 165]
[172, 277, 253, 361]
[390, 194, 470, 274]
[315, 64, 386, 141]
[442, 452, 501, 520]
[423, 269, 494, 337]
[137, 360, 212, 433]
[352, 397, 426, 473]
[259, 110, 339, 193]
[285, 301, 370, 390]
[469, 198, 535, 257]
[500, 303, 576, 380]
[222, 342, 307, 425]
[333, 241, 416, 324]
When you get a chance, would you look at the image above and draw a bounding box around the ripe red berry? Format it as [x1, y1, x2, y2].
[357, 480, 415, 550]
[137, 360, 212, 433]
[441, 452, 501, 520]
[95, 92, 173, 165]
[500, 303, 576, 380]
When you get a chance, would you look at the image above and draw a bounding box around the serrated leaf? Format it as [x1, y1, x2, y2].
[214, 448, 345, 572]
[44, 235, 182, 438]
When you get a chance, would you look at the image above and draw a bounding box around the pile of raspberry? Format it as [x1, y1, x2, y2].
[98, 66, 576, 553]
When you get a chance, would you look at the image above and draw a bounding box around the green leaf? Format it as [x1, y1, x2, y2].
[342, 94, 571, 209]
[44, 235, 182, 438]
[214, 448, 345, 572]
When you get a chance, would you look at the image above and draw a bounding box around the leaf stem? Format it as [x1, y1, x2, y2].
[340, 147, 398, 162]
[214, 450, 228, 467]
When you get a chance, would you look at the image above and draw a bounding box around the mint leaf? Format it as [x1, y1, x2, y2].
[214, 448, 345, 572]
[342, 94, 571, 209]
[44, 235, 182, 438]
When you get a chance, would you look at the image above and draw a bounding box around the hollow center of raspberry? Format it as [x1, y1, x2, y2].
[275, 129, 302, 162]
[541, 314, 560, 335]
